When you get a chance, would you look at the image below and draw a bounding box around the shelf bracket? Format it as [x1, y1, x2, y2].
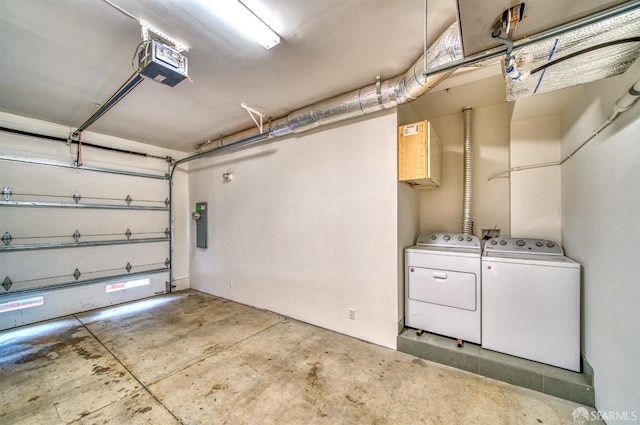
[240, 103, 266, 134]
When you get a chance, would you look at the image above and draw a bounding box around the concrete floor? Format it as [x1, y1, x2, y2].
[0, 289, 600, 424]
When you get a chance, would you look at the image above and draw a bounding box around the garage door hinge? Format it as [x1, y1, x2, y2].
[73, 230, 81, 243]
[125, 195, 132, 206]
[73, 191, 81, 204]
[2, 186, 11, 201]
[165, 258, 170, 268]
[125, 229, 132, 240]
[126, 262, 132, 273]
[164, 228, 170, 238]
[73, 268, 81, 280]
[165, 198, 170, 207]
[2, 232, 11, 246]
[2, 277, 11, 291]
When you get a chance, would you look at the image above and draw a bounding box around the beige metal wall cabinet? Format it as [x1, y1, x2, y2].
[398, 120, 441, 189]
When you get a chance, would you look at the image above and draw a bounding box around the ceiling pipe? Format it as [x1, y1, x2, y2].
[424, 1, 640, 79]
[192, 21, 463, 153]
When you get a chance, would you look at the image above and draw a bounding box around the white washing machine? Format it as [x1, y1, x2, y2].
[482, 238, 581, 372]
[405, 233, 481, 344]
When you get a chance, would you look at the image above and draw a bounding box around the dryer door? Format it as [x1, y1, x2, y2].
[408, 267, 477, 311]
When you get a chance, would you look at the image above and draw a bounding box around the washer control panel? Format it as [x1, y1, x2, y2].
[416, 233, 480, 249]
[484, 238, 564, 255]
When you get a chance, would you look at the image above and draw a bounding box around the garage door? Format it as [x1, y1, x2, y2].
[0, 127, 173, 330]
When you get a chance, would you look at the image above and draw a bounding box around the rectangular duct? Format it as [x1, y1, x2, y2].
[505, 7, 640, 100]
[457, 0, 628, 57]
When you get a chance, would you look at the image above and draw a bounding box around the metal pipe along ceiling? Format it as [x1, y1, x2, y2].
[192, 22, 463, 155]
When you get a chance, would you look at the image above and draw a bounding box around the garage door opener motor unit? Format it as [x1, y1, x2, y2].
[138, 40, 188, 87]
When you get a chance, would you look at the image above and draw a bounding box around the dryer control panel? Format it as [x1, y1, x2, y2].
[416, 233, 480, 249]
[484, 237, 564, 255]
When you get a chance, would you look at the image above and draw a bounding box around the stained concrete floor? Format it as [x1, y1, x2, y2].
[1, 289, 600, 424]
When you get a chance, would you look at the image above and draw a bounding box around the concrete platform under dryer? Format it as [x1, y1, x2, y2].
[398, 328, 595, 407]
[1, 290, 600, 424]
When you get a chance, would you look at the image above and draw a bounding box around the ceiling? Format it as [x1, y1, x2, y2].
[0, 0, 458, 153]
[1, 1, 635, 154]
[457, 0, 628, 56]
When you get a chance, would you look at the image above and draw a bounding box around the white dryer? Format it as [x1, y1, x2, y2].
[405, 233, 481, 344]
[482, 238, 581, 371]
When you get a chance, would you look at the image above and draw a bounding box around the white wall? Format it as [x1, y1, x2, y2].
[188, 111, 401, 349]
[395, 88, 422, 329]
[415, 104, 510, 237]
[561, 62, 640, 419]
[510, 115, 562, 241]
[397, 182, 419, 326]
[0, 112, 190, 328]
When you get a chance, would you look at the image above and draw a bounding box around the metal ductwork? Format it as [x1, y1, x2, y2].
[504, 6, 640, 100]
[194, 22, 463, 152]
[462, 108, 473, 235]
[191, 3, 640, 152]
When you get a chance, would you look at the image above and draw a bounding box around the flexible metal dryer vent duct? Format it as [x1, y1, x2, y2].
[462, 107, 473, 235]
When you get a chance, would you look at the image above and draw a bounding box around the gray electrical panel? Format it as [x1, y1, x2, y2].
[192, 202, 207, 248]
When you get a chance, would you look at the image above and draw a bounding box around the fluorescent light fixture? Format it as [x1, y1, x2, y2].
[0, 296, 44, 313]
[106, 278, 150, 293]
[211, 0, 280, 50]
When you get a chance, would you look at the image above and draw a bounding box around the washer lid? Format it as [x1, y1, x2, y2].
[483, 251, 580, 268]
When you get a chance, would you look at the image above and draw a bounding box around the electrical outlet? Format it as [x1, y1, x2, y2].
[349, 308, 356, 320]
